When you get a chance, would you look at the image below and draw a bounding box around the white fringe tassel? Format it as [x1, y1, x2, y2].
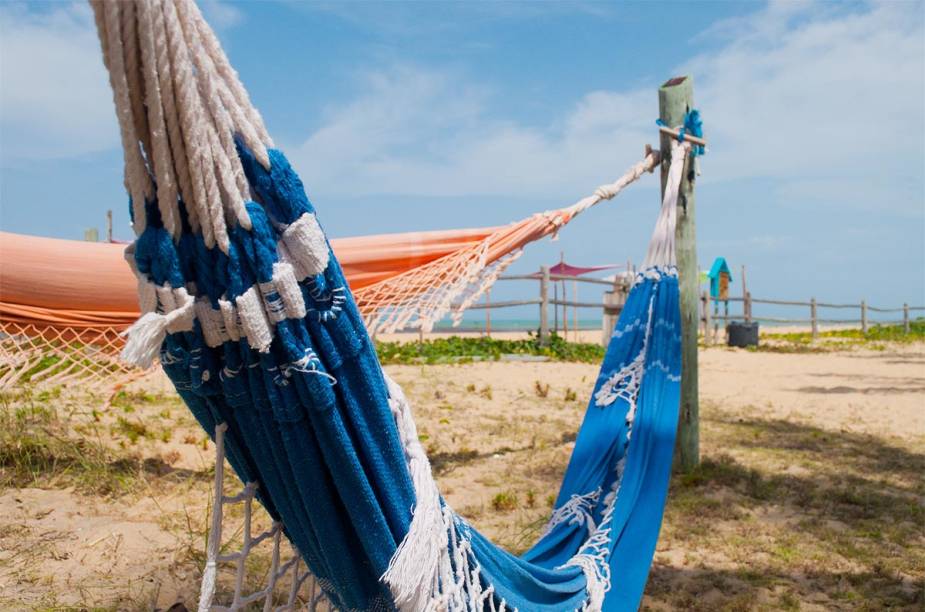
[121, 287, 195, 368]
[381, 374, 452, 610]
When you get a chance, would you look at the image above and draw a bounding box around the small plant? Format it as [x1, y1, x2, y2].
[465, 384, 476, 393]
[479, 385, 493, 400]
[545, 494, 556, 508]
[564, 387, 577, 402]
[113, 417, 150, 444]
[534, 381, 550, 398]
[526, 490, 536, 508]
[491, 491, 518, 512]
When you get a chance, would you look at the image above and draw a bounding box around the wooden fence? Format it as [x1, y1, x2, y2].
[458, 266, 632, 345]
[453, 267, 924, 346]
[701, 292, 925, 344]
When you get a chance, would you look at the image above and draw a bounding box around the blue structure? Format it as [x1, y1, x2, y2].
[708, 257, 732, 299]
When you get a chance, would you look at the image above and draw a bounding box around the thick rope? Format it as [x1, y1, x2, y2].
[161, 0, 223, 248]
[174, 0, 251, 230]
[137, 0, 181, 238]
[151, 0, 198, 233]
[93, 0, 152, 234]
[188, 0, 273, 156]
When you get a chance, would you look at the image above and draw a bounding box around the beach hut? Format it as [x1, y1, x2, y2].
[708, 256, 732, 300]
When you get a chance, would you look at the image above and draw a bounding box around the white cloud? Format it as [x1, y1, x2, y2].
[0, 0, 245, 162]
[689, 1, 924, 193]
[199, 0, 244, 32]
[289, 1, 924, 218]
[0, 2, 117, 160]
[289, 66, 652, 199]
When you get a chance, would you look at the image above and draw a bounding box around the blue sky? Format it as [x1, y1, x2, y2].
[1, 0, 923, 321]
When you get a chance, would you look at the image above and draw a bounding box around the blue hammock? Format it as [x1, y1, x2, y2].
[94, 0, 687, 606]
[123, 140, 686, 612]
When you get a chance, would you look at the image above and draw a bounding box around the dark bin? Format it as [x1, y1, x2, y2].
[727, 321, 759, 348]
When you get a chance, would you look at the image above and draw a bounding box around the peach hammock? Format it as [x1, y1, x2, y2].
[0, 150, 657, 392]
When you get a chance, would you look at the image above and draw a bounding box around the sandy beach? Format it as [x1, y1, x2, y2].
[1, 340, 922, 610]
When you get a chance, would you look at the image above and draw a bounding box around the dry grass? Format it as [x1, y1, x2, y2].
[0, 345, 922, 610]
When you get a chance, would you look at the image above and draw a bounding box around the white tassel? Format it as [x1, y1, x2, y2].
[121, 312, 170, 368]
[382, 374, 453, 611]
[121, 287, 195, 368]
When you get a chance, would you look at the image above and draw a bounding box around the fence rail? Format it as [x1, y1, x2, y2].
[702, 290, 923, 343]
[451, 265, 923, 346]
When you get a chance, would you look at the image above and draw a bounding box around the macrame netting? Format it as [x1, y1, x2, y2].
[84, 1, 688, 610]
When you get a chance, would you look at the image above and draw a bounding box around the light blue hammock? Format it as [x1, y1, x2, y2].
[94, 1, 687, 608]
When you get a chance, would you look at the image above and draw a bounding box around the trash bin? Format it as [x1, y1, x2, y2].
[727, 321, 759, 348]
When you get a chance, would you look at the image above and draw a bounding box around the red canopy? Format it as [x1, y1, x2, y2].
[548, 262, 620, 277]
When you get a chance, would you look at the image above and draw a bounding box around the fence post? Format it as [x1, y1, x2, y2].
[811, 297, 818, 340]
[539, 266, 550, 344]
[745, 292, 752, 324]
[485, 288, 491, 337]
[661, 75, 699, 471]
[904, 303, 910, 334]
[861, 300, 867, 334]
[602, 290, 624, 347]
[702, 290, 711, 345]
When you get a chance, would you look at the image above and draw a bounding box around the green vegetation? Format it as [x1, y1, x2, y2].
[491, 491, 519, 512]
[376, 332, 605, 365]
[747, 318, 925, 353]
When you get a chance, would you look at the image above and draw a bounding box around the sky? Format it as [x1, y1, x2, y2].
[1, 0, 923, 323]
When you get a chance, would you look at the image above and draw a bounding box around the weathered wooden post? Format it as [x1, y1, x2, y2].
[106, 209, 113, 243]
[740, 265, 754, 326]
[903, 303, 910, 334]
[485, 288, 492, 337]
[602, 290, 624, 347]
[861, 300, 868, 334]
[660, 76, 699, 471]
[811, 297, 818, 339]
[539, 265, 550, 344]
[701, 290, 711, 345]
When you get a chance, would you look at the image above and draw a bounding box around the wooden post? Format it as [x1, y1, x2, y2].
[745, 292, 753, 324]
[713, 296, 719, 342]
[741, 265, 748, 320]
[702, 290, 711, 345]
[485, 288, 491, 337]
[602, 290, 624, 347]
[903, 303, 910, 333]
[811, 297, 818, 339]
[560, 251, 567, 340]
[861, 300, 868, 334]
[539, 266, 550, 344]
[573, 280, 578, 342]
[661, 76, 699, 471]
[553, 283, 559, 333]
[106, 209, 113, 243]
